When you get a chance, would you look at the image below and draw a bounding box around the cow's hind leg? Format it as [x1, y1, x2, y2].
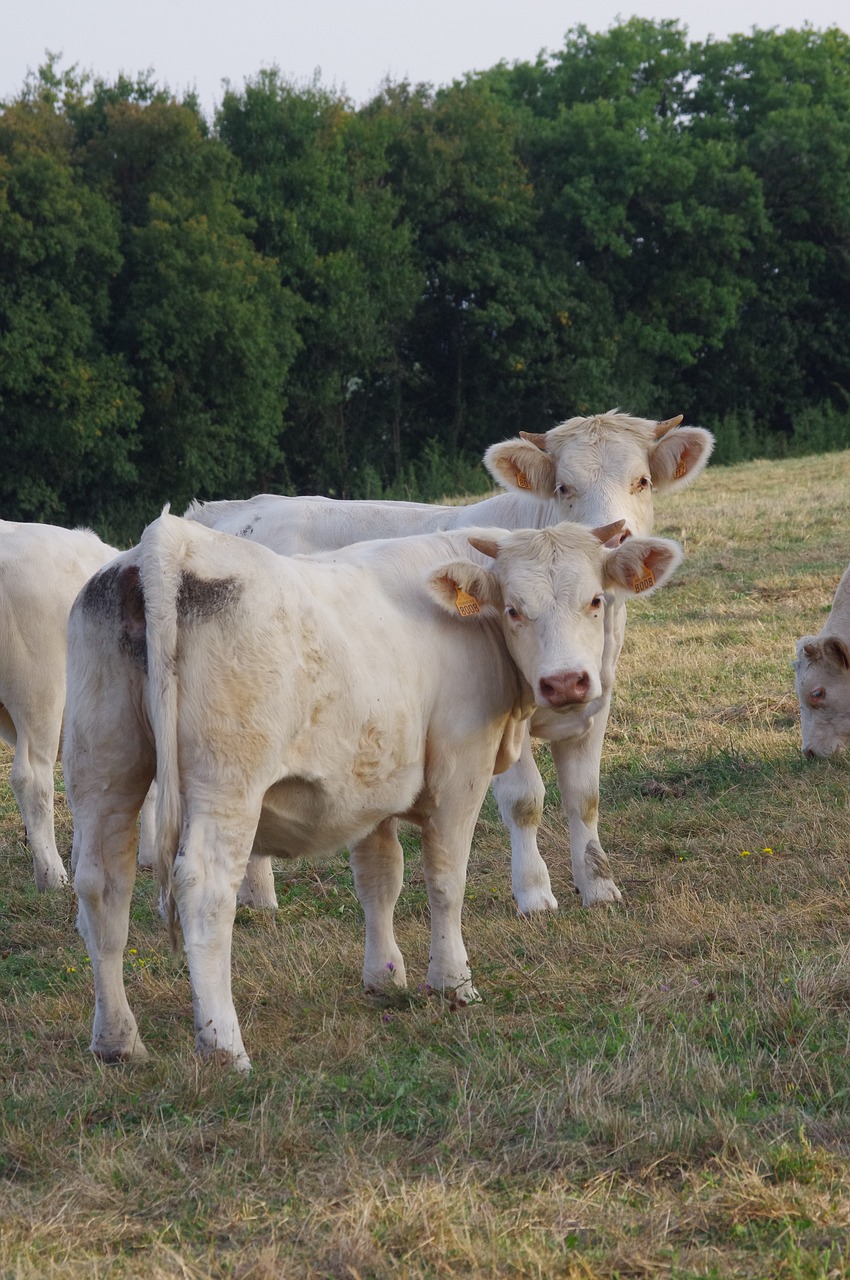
[172, 806, 262, 1073]
[490, 730, 557, 915]
[350, 818, 407, 991]
[74, 800, 150, 1063]
[236, 853, 278, 910]
[10, 720, 66, 891]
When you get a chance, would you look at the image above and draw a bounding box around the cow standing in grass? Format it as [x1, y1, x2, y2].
[0, 521, 119, 889]
[66, 514, 683, 1071]
[187, 411, 714, 913]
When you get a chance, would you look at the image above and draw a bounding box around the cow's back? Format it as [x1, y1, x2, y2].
[143, 517, 522, 864]
[0, 522, 117, 744]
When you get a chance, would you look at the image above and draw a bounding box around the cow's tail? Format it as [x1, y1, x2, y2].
[139, 511, 190, 946]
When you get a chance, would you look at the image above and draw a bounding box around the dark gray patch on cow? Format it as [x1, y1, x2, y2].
[78, 562, 124, 619]
[79, 563, 148, 671]
[118, 566, 147, 670]
[237, 523, 255, 538]
[177, 570, 242, 620]
[585, 839, 611, 879]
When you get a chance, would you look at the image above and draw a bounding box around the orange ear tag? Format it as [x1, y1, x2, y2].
[455, 587, 480, 617]
[674, 458, 688, 479]
[633, 565, 656, 594]
[516, 470, 532, 490]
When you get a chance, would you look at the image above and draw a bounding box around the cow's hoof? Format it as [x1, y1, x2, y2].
[34, 863, 70, 892]
[448, 984, 482, 1009]
[198, 1046, 252, 1074]
[363, 957, 408, 992]
[92, 1040, 149, 1064]
[515, 887, 559, 915]
[580, 880, 623, 908]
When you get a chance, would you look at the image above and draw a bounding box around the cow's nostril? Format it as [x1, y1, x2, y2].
[540, 671, 592, 707]
[803, 747, 818, 760]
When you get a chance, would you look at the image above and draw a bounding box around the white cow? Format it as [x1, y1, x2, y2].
[186, 410, 714, 913]
[0, 520, 119, 889]
[66, 513, 683, 1071]
[795, 560, 850, 757]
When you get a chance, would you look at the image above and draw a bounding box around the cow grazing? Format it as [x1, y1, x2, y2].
[66, 513, 683, 1071]
[186, 410, 714, 913]
[0, 520, 119, 889]
[795, 560, 850, 757]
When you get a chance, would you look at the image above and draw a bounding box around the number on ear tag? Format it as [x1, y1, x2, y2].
[633, 566, 655, 593]
[674, 458, 688, 479]
[455, 587, 480, 616]
[516, 470, 532, 490]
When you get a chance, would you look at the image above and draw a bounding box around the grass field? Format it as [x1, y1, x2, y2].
[3, 450, 850, 1278]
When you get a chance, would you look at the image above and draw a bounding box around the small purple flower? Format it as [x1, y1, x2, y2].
[385, 962, 395, 972]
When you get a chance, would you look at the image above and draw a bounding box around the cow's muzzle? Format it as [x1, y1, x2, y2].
[539, 671, 592, 707]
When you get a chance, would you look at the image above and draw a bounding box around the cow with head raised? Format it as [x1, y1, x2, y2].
[66, 513, 683, 1071]
[186, 411, 713, 914]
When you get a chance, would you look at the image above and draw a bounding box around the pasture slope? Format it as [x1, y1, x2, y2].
[2, 450, 850, 1279]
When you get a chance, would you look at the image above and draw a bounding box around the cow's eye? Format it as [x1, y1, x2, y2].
[636, 475, 652, 492]
[590, 595, 603, 610]
[505, 605, 522, 621]
[555, 482, 574, 499]
[810, 687, 826, 703]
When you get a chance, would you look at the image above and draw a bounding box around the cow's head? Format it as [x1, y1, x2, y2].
[483, 411, 715, 538]
[428, 521, 683, 711]
[794, 634, 850, 758]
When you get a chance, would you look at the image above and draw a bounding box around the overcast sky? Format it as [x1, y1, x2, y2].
[2, 0, 848, 117]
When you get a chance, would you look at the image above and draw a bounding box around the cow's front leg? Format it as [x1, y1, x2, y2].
[172, 807, 260, 1073]
[550, 697, 622, 907]
[350, 818, 407, 991]
[490, 729, 557, 915]
[420, 805, 481, 1004]
[74, 806, 148, 1063]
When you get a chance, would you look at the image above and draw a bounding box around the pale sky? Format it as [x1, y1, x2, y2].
[2, 0, 848, 117]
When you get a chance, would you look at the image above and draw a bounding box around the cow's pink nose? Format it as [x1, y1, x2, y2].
[539, 671, 591, 707]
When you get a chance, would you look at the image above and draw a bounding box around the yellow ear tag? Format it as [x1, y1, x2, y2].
[455, 587, 480, 617]
[633, 565, 656, 594]
[674, 457, 688, 479]
[516, 469, 532, 490]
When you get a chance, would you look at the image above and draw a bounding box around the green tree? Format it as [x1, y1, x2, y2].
[0, 67, 140, 530]
[217, 71, 419, 494]
[487, 20, 765, 418]
[689, 26, 850, 436]
[71, 84, 301, 518]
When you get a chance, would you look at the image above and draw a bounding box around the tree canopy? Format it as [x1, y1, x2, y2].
[1, 24, 849, 541]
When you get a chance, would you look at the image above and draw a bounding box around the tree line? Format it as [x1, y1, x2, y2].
[1, 19, 849, 542]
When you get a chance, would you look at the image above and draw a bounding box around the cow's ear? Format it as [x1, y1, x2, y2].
[798, 637, 821, 663]
[483, 438, 557, 497]
[650, 426, 715, 491]
[427, 560, 500, 618]
[823, 636, 850, 670]
[602, 536, 683, 597]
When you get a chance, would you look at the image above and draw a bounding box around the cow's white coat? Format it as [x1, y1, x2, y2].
[66, 513, 682, 1070]
[186, 411, 714, 911]
[795, 560, 850, 757]
[0, 521, 119, 888]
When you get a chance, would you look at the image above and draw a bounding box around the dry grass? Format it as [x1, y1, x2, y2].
[4, 451, 850, 1277]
